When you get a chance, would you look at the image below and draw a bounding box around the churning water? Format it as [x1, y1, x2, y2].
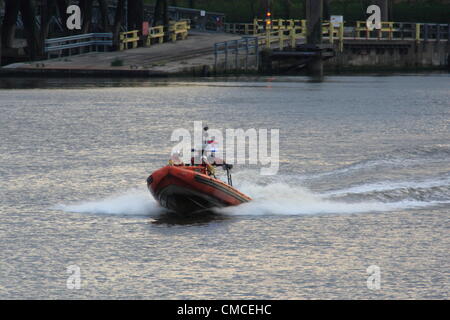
[0, 75, 449, 299]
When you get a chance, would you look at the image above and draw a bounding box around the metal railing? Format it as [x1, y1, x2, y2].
[225, 19, 344, 51]
[144, 25, 165, 46]
[120, 20, 190, 51]
[44, 33, 113, 58]
[354, 21, 450, 43]
[214, 37, 259, 72]
[225, 19, 450, 46]
[168, 20, 189, 42]
[119, 30, 140, 50]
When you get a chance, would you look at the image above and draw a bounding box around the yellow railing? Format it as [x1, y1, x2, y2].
[255, 21, 344, 52]
[322, 21, 345, 51]
[224, 19, 449, 54]
[415, 23, 421, 43]
[225, 19, 444, 46]
[169, 21, 189, 42]
[180, 19, 192, 30]
[119, 30, 140, 51]
[119, 20, 190, 50]
[145, 25, 164, 46]
[258, 28, 305, 50]
[225, 19, 307, 36]
[355, 21, 395, 39]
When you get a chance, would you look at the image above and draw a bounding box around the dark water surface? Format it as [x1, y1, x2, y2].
[0, 75, 449, 299]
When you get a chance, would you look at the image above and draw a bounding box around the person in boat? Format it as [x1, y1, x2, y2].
[168, 149, 217, 176]
[168, 151, 184, 166]
[184, 146, 232, 178]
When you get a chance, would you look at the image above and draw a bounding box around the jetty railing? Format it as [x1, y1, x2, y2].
[225, 19, 449, 49]
[355, 21, 450, 41]
[168, 20, 189, 42]
[225, 19, 343, 51]
[119, 30, 140, 50]
[214, 37, 259, 72]
[144, 25, 165, 46]
[119, 20, 190, 51]
[44, 33, 113, 58]
[225, 19, 307, 36]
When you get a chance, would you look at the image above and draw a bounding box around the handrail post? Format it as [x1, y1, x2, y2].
[416, 23, 421, 43]
[279, 30, 283, 49]
[224, 41, 228, 70]
[245, 37, 249, 70]
[214, 43, 218, 72]
[448, 24, 450, 42]
[290, 27, 295, 48]
[329, 21, 334, 44]
[255, 37, 260, 70]
[389, 22, 393, 40]
[400, 22, 405, 40]
[302, 19, 307, 37]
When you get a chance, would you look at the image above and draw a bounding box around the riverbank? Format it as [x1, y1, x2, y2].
[0, 39, 450, 78]
[2, 30, 449, 78]
[1, 64, 448, 79]
[1, 72, 449, 92]
[0, 31, 242, 78]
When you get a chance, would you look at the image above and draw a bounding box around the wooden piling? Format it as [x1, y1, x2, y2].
[306, 0, 323, 78]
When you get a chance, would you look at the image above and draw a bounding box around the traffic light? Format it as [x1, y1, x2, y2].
[266, 11, 272, 27]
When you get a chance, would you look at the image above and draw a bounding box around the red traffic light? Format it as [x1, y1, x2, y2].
[266, 12, 271, 17]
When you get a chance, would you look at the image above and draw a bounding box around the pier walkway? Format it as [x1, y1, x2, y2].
[2, 31, 241, 76]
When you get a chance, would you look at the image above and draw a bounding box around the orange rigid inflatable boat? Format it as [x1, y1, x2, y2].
[147, 165, 252, 215]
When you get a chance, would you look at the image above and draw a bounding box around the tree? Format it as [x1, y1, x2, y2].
[79, 0, 93, 33]
[280, 0, 293, 19]
[113, 0, 125, 48]
[153, 0, 169, 27]
[19, 0, 40, 60]
[55, 0, 69, 26]
[1, 0, 20, 48]
[98, 0, 111, 32]
[127, 0, 144, 31]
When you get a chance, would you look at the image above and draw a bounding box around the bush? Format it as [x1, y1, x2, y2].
[111, 58, 124, 67]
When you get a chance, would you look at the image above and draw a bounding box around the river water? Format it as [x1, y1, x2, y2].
[0, 75, 449, 299]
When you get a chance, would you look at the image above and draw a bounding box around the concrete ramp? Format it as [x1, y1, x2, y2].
[2, 31, 242, 76]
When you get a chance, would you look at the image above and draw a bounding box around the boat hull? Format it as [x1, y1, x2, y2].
[147, 165, 251, 215]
